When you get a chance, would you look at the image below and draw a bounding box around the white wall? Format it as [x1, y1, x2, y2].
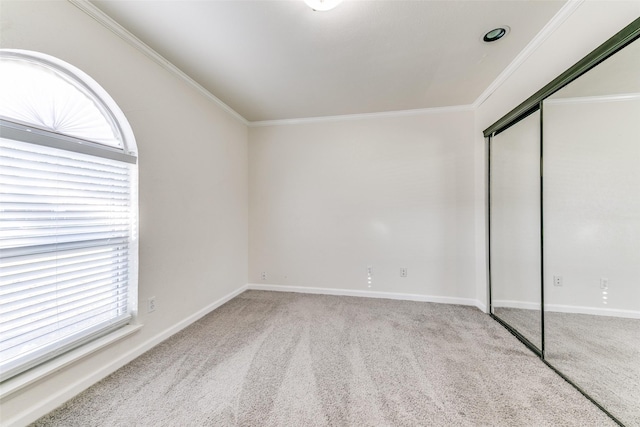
[474, 1, 640, 309]
[544, 97, 640, 313]
[249, 110, 477, 303]
[0, 1, 248, 425]
[490, 111, 541, 308]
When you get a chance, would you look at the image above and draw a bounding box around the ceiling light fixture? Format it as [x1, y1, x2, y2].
[483, 26, 510, 43]
[304, 0, 343, 12]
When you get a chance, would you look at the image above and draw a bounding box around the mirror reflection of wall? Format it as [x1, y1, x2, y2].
[490, 111, 541, 350]
[542, 37, 640, 426]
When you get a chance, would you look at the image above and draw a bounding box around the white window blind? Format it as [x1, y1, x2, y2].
[0, 56, 123, 149]
[0, 136, 133, 381]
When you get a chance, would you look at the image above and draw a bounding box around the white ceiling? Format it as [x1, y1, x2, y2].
[91, 0, 566, 122]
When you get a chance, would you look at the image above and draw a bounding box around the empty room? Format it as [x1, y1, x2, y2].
[0, 0, 638, 426]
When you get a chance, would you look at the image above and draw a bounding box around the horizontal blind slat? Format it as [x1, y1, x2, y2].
[1, 231, 130, 250]
[0, 193, 130, 205]
[0, 173, 129, 191]
[0, 299, 129, 352]
[0, 211, 130, 221]
[0, 202, 130, 212]
[0, 249, 128, 276]
[1, 145, 129, 173]
[0, 243, 128, 267]
[2, 270, 129, 302]
[1, 290, 128, 334]
[1, 263, 129, 294]
[0, 156, 129, 180]
[1, 255, 128, 285]
[0, 167, 128, 187]
[2, 219, 131, 231]
[1, 275, 129, 314]
[2, 224, 130, 239]
[0, 238, 129, 260]
[0, 183, 129, 199]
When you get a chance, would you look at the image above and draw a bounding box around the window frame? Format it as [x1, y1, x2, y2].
[0, 49, 139, 384]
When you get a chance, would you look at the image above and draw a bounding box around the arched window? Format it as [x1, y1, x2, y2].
[0, 50, 138, 381]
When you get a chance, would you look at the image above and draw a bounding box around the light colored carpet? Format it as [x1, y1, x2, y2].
[493, 307, 542, 350]
[496, 307, 640, 426]
[32, 291, 616, 427]
[500, 308, 640, 426]
[546, 311, 640, 427]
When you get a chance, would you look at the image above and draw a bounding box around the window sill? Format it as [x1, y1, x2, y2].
[0, 324, 143, 400]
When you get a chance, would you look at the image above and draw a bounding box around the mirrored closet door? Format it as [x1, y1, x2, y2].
[486, 16, 640, 426]
[542, 36, 640, 426]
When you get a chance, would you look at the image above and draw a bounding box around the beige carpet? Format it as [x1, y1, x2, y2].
[495, 307, 640, 426]
[32, 291, 616, 426]
[493, 306, 542, 350]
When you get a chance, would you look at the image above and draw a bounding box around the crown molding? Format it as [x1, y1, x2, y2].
[544, 93, 640, 105]
[68, 0, 249, 126]
[249, 104, 475, 128]
[473, 0, 585, 109]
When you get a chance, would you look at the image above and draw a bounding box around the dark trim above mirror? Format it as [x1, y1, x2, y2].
[484, 16, 640, 137]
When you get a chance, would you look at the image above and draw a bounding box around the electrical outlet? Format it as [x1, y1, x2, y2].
[147, 297, 156, 313]
[400, 268, 407, 277]
[553, 276, 562, 287]
[261, 272, 267, 281]
[600, 278, 609, 289]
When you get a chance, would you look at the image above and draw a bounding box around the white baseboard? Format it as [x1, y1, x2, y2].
[475, 301, 488, 313]
[545, 304, 640, 319]
[493, 299, 640, 319]
[493, 300, 540, 310]
[5, 285, 248, 427]
[247, 283, 485, 311]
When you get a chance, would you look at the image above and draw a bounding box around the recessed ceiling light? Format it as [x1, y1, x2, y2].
[483, 26, 510, 43]
[304, 0, 343, 12]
